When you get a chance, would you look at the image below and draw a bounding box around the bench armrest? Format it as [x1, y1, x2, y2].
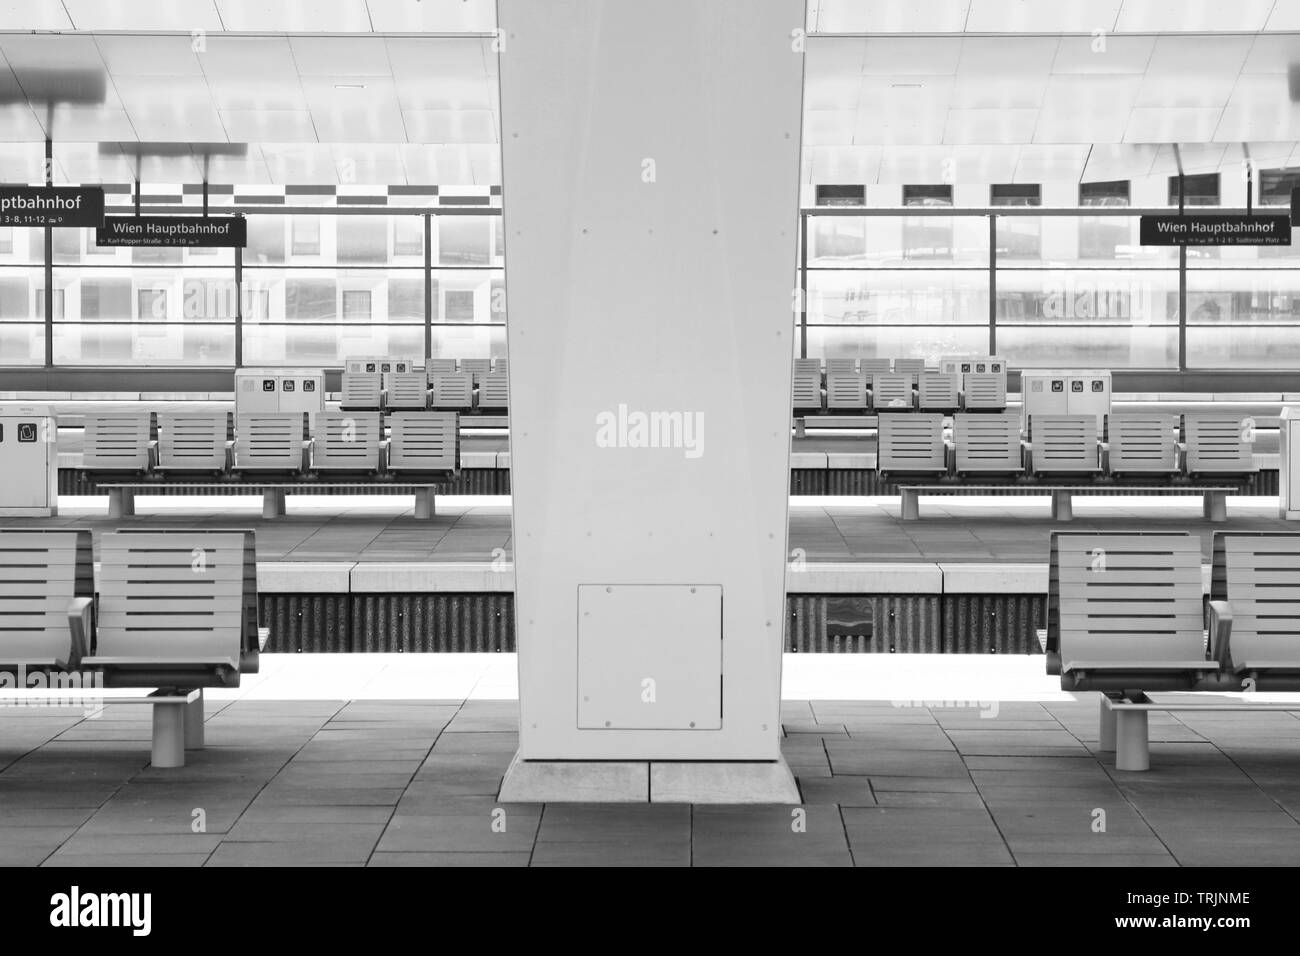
[1208, 599, 1233, 668]
[66, 597, 94, 669]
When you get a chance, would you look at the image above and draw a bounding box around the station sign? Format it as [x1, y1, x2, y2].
[95, 215, 247, 248]
[0, 186, 105, 227]
[1139, 213, 1291, 246]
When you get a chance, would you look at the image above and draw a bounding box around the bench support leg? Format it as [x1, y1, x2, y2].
[1206, 491, 1227, 523]
[151, 705, 186, 769]
[263, 488, 286, 519]
[108, 488, 135, 519]
[1098, 697, 1117, 753]
[184, 690, 204, 751]
[1114, 710, 1150, 772]
[414, 488, 435, 520]
[900, 489, 919, 521]
[794, 418, 806, 439]
[1051, 490, 1073, 522]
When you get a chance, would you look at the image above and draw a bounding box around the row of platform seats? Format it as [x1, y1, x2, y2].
[82, 410, 460, 478]
[878, 412, 1257, 480]
[796, 370, 1006, 413]
[1047, 531, 1300, 769]
[0, 527, 259, 688]
[341, 370, 508, 413]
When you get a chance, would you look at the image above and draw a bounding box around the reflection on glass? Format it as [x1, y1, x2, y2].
[438, 217, 491, 266]
[0, 323, 44, 364]
[996, 270, 1178, 325]
[337, 217, 387, 263]
[808, 270, 988, 325]
[806, 324, 987, 363]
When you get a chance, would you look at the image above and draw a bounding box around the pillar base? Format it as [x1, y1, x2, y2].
[498, 753, 800, 804]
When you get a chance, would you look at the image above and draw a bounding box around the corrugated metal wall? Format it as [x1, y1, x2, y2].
[786, 594, 942, 653]
[350, 595, 515, 652]
[942, 594, 1046, 655]
[60, 467, 1276, 498]
[252, 593, 1054, 654]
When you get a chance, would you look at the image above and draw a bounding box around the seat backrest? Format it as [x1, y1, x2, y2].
[961, 372, 1006, 410]
[793, 358, 822, 376]
[1185, 414, 1255, 473]
[1030, 414, 1098, 473]
[1212, 532, 1300, 667]
[388, 412, 460, 472]
[1048, 531, 1205, 668]
[430, 372, 474, 409]
[871, 373, 914, 409]
[0, 529, 93, 669]
[459, 358, 492, 382]
[426, 358, 458, 376]
[1109, 413, 1177, 473]
[313, 411, 380, 471]
[859, 358, 892, 375]
[341, 372, 383, 410]
[825, 358, 857, 375]
[493, 357, 509, 375]
[917, 372, 959, 410]
[878, 413, 945, 472]
[955, 412, 1021, 472]
[479, 372, 510, 409]
[825, 372, 867, 409]
[234, 413, 304, 470]
[157, 412, 228, 471]
[383, 371, 429, 410]
[791, 370, 822, 409]
[83, 414, 151, 470]
[892, 358, 926, 386]
[97, 530, 253, 670]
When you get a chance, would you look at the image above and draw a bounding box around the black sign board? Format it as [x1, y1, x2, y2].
[0, 186, 105, 227]
[1292, 187, 1300, 226]
[1139, 213, 1291, 246]
[96, 215, 247, 248]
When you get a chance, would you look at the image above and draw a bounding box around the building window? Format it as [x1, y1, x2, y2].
[36, 287, 65, 320]
[902, 185, 953, 260]
[1079, 180, 1130, 260]
[137, 287, 168, 321]
[291, 216, 321, 256]
[815, 185, 866, 207]
[393, 216, 424, 256]
[1258, 168, 1300, 206]
[342, 289, 371, 322]
[992, 184, 1041, 260]
[1167, 172, 1220, 206]
[445, 290, 476, 322]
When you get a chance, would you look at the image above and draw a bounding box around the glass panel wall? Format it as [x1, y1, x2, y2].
[801, 208, 1286, 372]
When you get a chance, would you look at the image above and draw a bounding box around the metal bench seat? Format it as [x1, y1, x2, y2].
[234, 413, 309, 474]
[954, 412, 1022, 476]
[1028, 414, 1100, 476]
[878, 413, 947, 478]
[1046, 531, 1210, 691]
[0, 529, 94, 672]
[1210, 532, 1300, 689]
[312, 411, 381, 474]
[870, 373, 914, 410]
[156, 411, 229, 472]
[340, 372, 383, 411]
[1185, 413, 1258, 477]
[1108, 413, 1179, 476]
[431, 372, 475, 411]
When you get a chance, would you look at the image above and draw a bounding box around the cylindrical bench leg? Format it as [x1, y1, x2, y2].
[1052, 491, 1073, 521]
[108, 488, 124, 519]
[1098, 697, 1117, 752]
[1208, 493, 1227, 523]
[1115, 710, 1150, 772]
[184, 690, 204, 750]
[263, 489, 286, 519]
[151, 705, 186, 768]
[414, 488, 434, 519]
[900, 490, 919, 521]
